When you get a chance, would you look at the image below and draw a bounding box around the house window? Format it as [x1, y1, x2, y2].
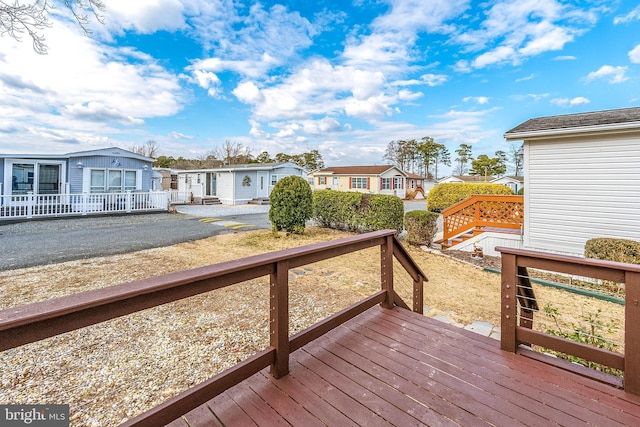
[271, 175, 278, 186]
[90, 169, 138, 193]
[393, 176, 403, 189]
[381, 178, 391, 190]
[108, 170, 122, 192]
[90, 170, 106, 193]
[11, 163, 35, 194]
[351, 177, 368, 189]
[125, 171, 136, 191]
[318, 176, 327, 185]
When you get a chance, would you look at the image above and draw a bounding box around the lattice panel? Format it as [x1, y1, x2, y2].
[477, 200, 523, 226]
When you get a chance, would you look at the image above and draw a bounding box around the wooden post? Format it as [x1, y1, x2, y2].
[625, 271, 640, 394]
[413, 276, 423, 314]
[380, 234, 394, 309]
[501, 253, 518, 352]
[270, 260, 289, 378]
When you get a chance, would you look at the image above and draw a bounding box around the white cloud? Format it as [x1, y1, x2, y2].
[585, 65, 628, 83]
[421, 73, 448, 86]
[613, 6, 640, 24]
[551, 97, 590, 107]
[186, 3, 319, 81]
[452, 0, 591, 70]
[0, 18, 184, 152]
[232, 60, 396, 121]
[463, 96, 490, 105]
[472, 46, 516, 68]
[107, 0, 186, 33]
[516, 74, 535, 82]
[233, 82, 264, 104]
[629, 45, 640, 64]
[62, 102, 145, 125]
[343, 0, 467, 70]
[169, 131, 194, 140]
[191, 70, 222, 98]
[554, 55, 577, 60]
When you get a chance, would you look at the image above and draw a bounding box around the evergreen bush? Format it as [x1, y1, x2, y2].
[404, 210, 439, 246]
[269, 175, 312, 234]
[312, 190, 403, 233]
[426, 183, 514, 212]
[584, 238, 640, 264]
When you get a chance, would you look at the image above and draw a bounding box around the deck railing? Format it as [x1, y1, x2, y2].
[0, 230, 426, 426]
[498, 246, 640, 394]
[441, 195, 524, 244]
[0, 191, 169, 220]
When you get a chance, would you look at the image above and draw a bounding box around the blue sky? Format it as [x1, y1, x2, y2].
[1, 0, 639, 175]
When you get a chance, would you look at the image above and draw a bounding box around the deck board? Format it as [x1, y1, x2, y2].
[170, 306, 640, 426]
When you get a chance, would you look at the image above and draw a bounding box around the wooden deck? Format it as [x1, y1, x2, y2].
[168, 306, 640, 427]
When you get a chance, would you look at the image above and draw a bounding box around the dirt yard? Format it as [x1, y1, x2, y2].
[0, 227, 626, 426]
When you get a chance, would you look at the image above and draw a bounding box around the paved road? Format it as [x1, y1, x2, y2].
[0, 206, 271, 271]
[0, 201, 431, 271]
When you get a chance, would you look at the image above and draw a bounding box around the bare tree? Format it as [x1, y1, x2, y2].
[130, 140, 159, 158]
[213, 141, 253, 165]
[509, 143, 524, 176]
[1, 0, 105, 54]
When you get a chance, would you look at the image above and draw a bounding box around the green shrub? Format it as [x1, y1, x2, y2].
[269, 176, 312, 234]
[584, 238, 640, 264]
[404, 210, 439, 246]
[517, 187, 524, 195]
[312, 190, 404, 233]
[426, 183, 514, 213]
[359, 194, 404, 233]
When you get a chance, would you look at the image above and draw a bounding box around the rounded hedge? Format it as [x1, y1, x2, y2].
[269, 175, 313, 234]
[404, 210, 439, 246]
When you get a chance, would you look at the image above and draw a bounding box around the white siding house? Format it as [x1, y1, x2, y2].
[504, 106, 640, 256]
[176, 162, 306, 205]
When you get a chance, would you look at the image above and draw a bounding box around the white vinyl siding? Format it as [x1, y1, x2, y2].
[525, 134, 640, 256]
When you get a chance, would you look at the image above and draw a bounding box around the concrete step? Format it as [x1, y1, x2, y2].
[248, 198, 270, 205]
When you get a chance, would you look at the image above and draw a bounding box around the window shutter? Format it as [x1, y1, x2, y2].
[349, 177, 352, 188]
[367, 177, 370, 189]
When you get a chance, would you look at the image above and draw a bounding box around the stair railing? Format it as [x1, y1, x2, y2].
[440, 195, 524, 244]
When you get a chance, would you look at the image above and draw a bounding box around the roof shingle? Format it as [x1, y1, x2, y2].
[505, 106, 640, 136]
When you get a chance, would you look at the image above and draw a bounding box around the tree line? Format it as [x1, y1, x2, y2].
[383, 138, 522, 180]
[131, 141, 325, 172]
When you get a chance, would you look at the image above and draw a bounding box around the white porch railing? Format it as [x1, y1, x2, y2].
[0, 191, 172, 220]
[168, 190, 192, 204]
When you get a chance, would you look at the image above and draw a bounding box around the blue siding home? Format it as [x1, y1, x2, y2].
[1, 147, 155, 197]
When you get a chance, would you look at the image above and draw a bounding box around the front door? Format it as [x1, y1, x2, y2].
[206, 173, 216, 196]
[257, 172, 269, 198]
[38, 164, 61, 194]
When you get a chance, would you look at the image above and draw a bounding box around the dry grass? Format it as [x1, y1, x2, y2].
[0, 227, 626, 426]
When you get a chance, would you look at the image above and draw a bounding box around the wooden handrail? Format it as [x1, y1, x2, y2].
[441, 195, 523, 242]
[497, 246, 640, 395]
[0, 229, 427, 425]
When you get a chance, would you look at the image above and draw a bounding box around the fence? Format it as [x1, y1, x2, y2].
[0, 191, 170, 220]
[498, 246, 640, 394]
[0, 230, 426, 425]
